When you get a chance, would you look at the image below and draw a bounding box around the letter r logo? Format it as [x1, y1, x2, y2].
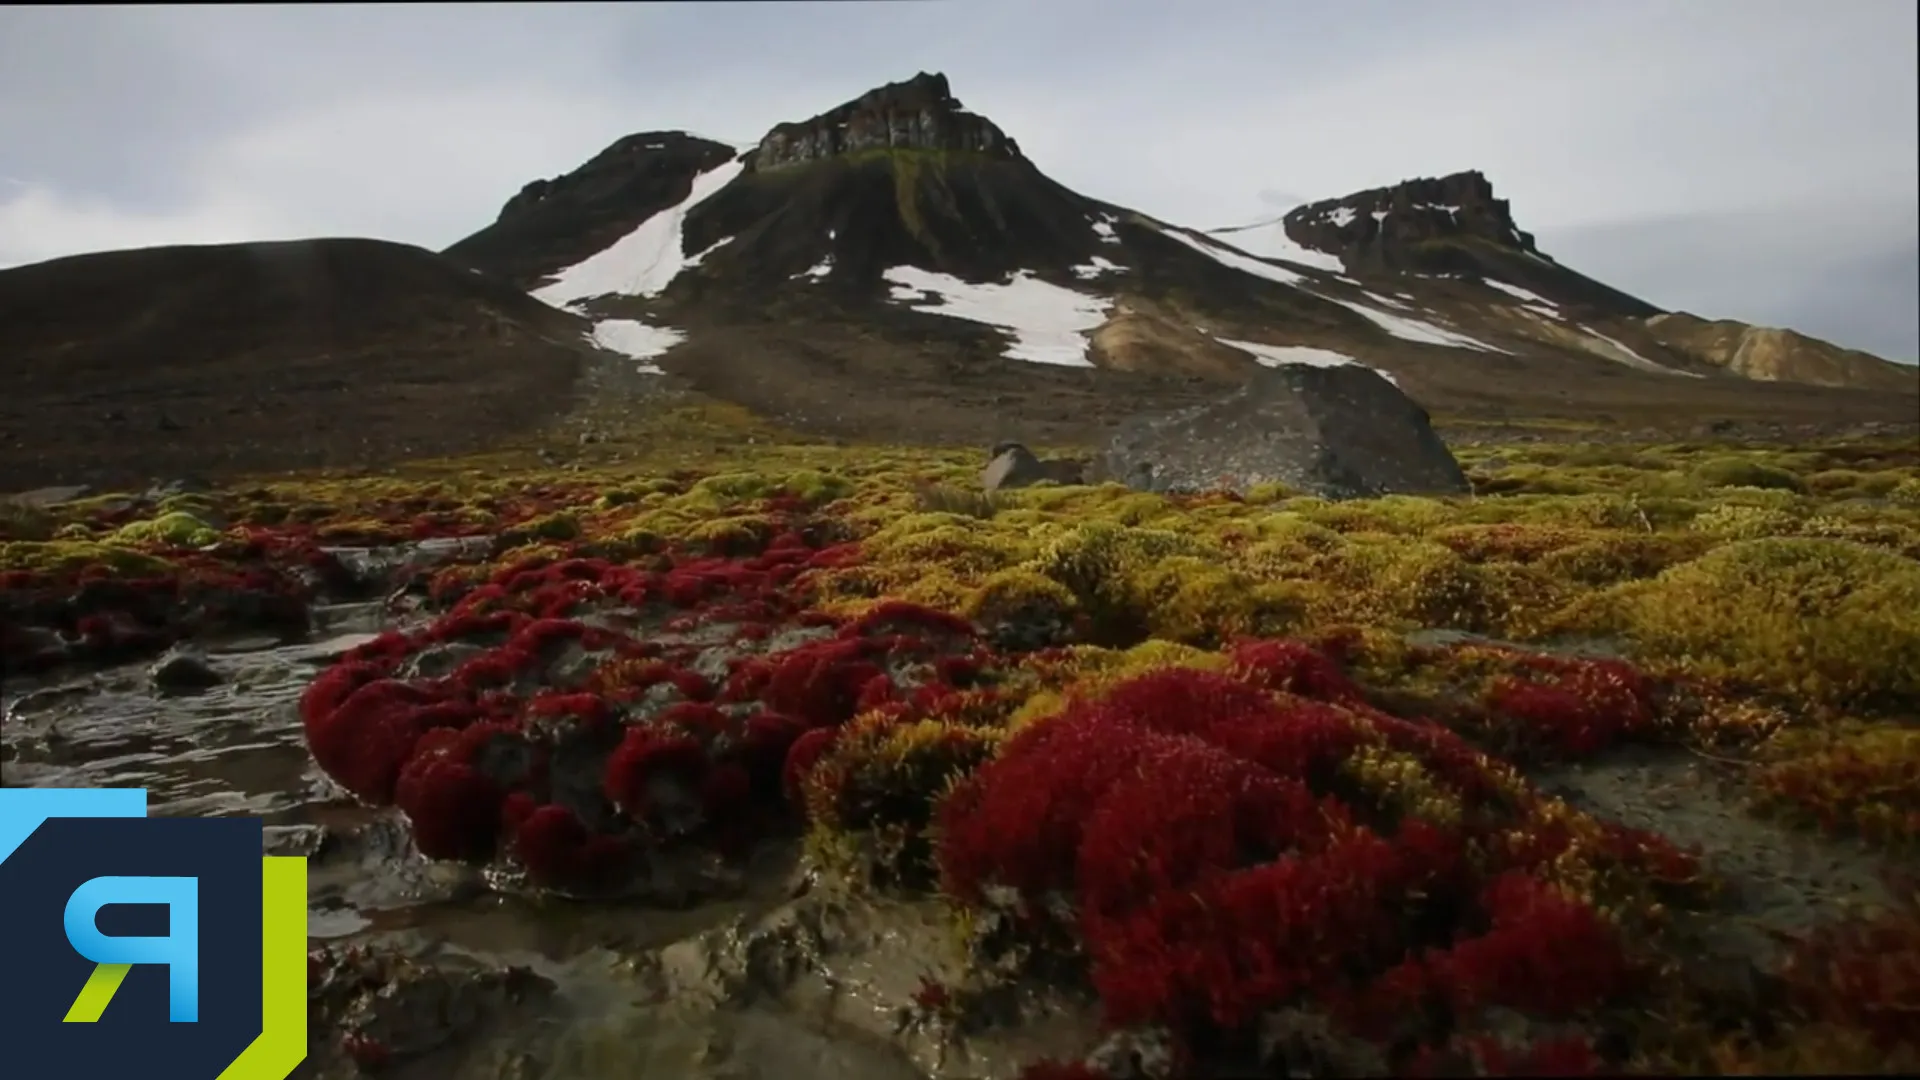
[62, 876, 201, 1023]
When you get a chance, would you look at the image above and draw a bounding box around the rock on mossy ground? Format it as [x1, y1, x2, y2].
[5, 424, 1919, 1077]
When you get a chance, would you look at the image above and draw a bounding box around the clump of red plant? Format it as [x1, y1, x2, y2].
[935, 650, 1680, 1066]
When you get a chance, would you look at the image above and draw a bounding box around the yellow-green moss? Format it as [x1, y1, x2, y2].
[111, 511, 221, 548]
[1610, 538, 1920, 711]
[0, 540, 175, 576]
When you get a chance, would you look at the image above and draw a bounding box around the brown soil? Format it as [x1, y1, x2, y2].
[0, 238, 598, 492]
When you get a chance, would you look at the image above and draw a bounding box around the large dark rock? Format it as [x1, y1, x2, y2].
[1103, 365, 1471, 500]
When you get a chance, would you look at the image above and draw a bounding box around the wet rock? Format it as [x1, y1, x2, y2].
[148, 647, 223, 693]
[320, 546, 412, 594]
[1104, 365, 1471, 499]
[4, 484, 90, 507]
[307, 942, 556, 1073]
[3, 624, 70, 671]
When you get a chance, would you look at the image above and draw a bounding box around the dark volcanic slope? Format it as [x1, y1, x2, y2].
[0, 238, 596, 491]
[445, 131, 739, 287]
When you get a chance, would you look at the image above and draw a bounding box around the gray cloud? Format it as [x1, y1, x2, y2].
[1, 0, 1913, 361]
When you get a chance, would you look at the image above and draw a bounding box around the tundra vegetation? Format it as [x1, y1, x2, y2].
[3, 405, 1917, 1077]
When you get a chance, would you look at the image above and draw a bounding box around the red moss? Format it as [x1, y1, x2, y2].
[304, 675, 474, 803]
[1074, 736, 1338, 925]
[1431, 872, 1630, 1019]
[936, 664, 1638, 1054]
[393, 756, 502, 862]
[759, 638, 886, 727]
[1777, 894, 1920, 1052]
[842, 599, 978, 643]
[782, 726, 841, 808]
[1484, 655, 1657, 758]
[511, 803, 632, 891]
[1229, 637, 1365, 704]
[603, 728, 710, 819]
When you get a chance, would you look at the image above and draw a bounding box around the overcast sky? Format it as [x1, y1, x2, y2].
[3, 0, 1916, 361]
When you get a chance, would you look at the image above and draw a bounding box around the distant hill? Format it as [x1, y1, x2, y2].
[1643, 311, 1918, 394]
[0, 237, 601, 490]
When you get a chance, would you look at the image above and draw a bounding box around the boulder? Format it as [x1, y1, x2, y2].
[981, 442, 1087, 493]
[1102, 365, 1470, 500]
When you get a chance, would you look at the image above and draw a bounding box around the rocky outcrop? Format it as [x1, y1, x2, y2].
[1645, 312, 1920, 393]
[746, 72, 1019, 172]
[1277, 171, 1663, 318]
[1103, 365, 1471, 499]
[1281, 171, 1539, 274]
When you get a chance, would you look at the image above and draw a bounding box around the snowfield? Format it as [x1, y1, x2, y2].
[589, 319, 685, 374]
[1324, 295, 1511, 354]
[883, 266, 1108, 367]
[1158, 226, 1308, 286]
[532, 158, 747, 307]
[1204, 218, 1347, 274]
[1580, 328, 1698, 376]
[1217, 337, 1402, 386]
[1482, 278, 1559, 310]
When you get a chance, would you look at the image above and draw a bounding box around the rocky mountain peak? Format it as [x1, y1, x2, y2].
[745, 71, 1020, 172]
[1281, 170, 1541, 274]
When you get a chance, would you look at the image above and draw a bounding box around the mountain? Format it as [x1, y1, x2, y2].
[1642, 311, 1918, 394]
[4, 73, 1912, 491]
[446, 72, 1916, 449]
[0, 238, 599, 490]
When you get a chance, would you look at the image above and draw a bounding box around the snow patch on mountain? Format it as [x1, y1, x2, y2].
[883, 266, 1107, 367]
[1071, 255, 1123, 279]
[589, 319, 684, 374]
[1482, 279, 1557, 309]
[1580, 328, 1698, 376]
[1217, 338, 1401, 386]
[1204, 217, 1346, 273]
[1326, 295, 1511, 354]
[532, 158, 746, 306]
[1157, 226, 1308, 287]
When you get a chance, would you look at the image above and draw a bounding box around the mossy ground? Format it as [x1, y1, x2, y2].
[6, 408, 1917, 1076]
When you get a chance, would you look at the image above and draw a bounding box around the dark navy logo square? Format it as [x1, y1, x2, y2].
[0, 814, 265, 1080]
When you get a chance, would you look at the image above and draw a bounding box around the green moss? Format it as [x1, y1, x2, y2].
[111, 511, 221, 548]
[1692, 456, 1808, 494]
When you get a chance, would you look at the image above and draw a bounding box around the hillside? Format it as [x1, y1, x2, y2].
[1644, 311, 1918, 393]
[0, 238, 606, 490]
[447, 73, 1918, 448]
